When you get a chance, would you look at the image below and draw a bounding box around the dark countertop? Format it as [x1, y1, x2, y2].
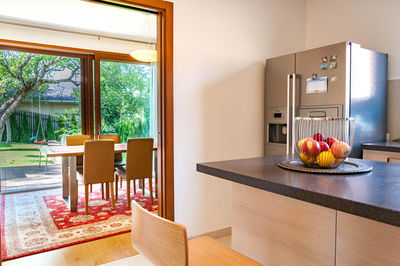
[197, 155, 400, 227]
[362, 141, 400, 153]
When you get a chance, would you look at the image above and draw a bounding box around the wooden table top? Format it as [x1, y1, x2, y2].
[42, 143, 157, 157]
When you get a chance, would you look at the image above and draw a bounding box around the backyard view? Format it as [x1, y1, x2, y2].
[0, 48, 155, 192]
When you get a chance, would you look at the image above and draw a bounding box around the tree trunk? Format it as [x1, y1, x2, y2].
[5, 119, 11, 143]
[0, 87, 30, 136]
[0, 126, 4, 143]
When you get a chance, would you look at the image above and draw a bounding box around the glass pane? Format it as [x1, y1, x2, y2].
[100, 61, 157, 143]
[0, 49, 82, 168]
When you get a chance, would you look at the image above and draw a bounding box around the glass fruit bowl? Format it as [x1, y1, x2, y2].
[294, 117, 355, 168]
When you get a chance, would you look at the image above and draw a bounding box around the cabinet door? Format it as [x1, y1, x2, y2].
[232, 183, 336, 265]
[337, 211, 400, 266]
[363, 149, 400, 163]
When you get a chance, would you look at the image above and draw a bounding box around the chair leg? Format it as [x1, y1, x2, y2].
[120, 177, 123, 188]
[101, 183, 104, 199]
[115, 174, 119, 200]
[127, 179, 131, 208]
[149, 177, 153, 204]
[133, 179, 136, 195]
[106, 182, 110, 200]
[90, 184, 92, 193]
[85, 184, 89, 214]
[142, 179, 145, 196]
[109, 182, 115, 210]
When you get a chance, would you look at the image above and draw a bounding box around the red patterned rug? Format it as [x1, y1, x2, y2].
[0, 182, 157, 261]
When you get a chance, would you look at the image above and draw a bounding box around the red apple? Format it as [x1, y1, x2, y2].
[331, 141, 351, 159]
[297, 137, 312, 151]
[319, 141, 330, 152]
[313, 133, 325, 142]
[302, 139, 321, 157]
[326, 137, 338, 147]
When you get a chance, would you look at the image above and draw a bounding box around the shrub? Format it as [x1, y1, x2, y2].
[20, 112, 31, 143]
[33, 114, 45, 141]
[46, 115, 56, 140]
[10, 112, 20, 142]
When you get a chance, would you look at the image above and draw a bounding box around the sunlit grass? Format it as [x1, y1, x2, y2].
[0, 142, 53, 167]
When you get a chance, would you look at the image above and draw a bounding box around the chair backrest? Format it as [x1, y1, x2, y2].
[131, 200, 188, 266]
[99, 134, 122, 162]
[126, 138, 153, 180]
[66, 135, 91, 146]
[99, 134, 121, 143]
[83, 140, 115, 184]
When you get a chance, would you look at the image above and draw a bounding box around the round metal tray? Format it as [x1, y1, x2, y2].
[278, 159, 372, 174]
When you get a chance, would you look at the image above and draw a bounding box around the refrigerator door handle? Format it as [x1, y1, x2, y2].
[292, 73, 296, 154]
[286, 74, 291, 154]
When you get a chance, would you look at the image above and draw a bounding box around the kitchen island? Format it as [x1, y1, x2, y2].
[197, 155, 400, 266]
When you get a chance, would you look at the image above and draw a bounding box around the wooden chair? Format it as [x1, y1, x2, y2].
[76, 140, 115, 214]
[114, 138, 154, 206]
[103, 200, 261, 265]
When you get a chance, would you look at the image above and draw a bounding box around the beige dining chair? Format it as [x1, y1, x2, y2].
[99, 134, 124, 166]
[66, 135, 104, 196]
[65, 135, 91, 166]
[114, 138, 154, 206]
[76, 140, 115, 214]
[110, 200, 260, 265]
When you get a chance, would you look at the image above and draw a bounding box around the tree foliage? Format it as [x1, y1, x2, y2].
[100, 61, 152, 142]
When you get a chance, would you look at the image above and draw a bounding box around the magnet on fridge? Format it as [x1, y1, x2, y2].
[321, 56, 328, 63]
[329, 62, 337, 69]
[320, 63, 328, 70]
[330, 55, 337, 61]
[312, 73, 318, 80]
[331, 76, 338, 82]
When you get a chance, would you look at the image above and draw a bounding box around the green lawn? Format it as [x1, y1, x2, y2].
[0, 142, 53, 167]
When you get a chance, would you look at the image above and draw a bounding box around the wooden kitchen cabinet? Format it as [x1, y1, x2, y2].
[336, 211, 400, 266]
[363, 149, 400, 163]
[232, 183, 336, 265]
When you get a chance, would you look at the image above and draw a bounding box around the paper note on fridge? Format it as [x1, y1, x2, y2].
[306, 76, 328, 94]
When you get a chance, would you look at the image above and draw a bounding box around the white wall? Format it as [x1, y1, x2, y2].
[173, 0, 306, 237]
[306, 0, 400, 80]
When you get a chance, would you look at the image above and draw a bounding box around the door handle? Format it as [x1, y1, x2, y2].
[286, 74, 291, 155]
[292, 73, 296, 154]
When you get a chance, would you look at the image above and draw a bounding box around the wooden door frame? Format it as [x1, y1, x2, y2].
[91, 0, 174, 221]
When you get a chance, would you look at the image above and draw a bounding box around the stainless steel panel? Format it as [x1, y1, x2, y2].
[265, 54, 295, 108]
[264, 143, 286, 156]
[295, 42, 348, 109]
[265, 54, 295, 156]
[299, 105, 342, 118]
[350, 46, 388, 158]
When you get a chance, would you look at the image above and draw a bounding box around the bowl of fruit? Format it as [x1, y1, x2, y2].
[294, 117, 355, 168]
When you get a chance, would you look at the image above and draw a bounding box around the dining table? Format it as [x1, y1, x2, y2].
[41, 143, 157, 212]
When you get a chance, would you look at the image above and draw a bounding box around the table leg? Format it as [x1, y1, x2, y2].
[62, 157, 69, 198]
[69, 156, 78, 212]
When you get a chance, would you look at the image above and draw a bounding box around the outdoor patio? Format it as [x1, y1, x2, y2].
[0, 164, 61, 193]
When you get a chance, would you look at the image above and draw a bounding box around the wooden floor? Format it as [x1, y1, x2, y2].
[0, 164, 61, 193]
[2, 233, 231, 266]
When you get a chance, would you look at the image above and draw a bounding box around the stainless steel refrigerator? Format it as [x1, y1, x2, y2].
[264, 42, 387, 158]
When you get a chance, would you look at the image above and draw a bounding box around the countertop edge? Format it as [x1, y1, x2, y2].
[197, 163, 400, 228]
[362, 143, 400, 153]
